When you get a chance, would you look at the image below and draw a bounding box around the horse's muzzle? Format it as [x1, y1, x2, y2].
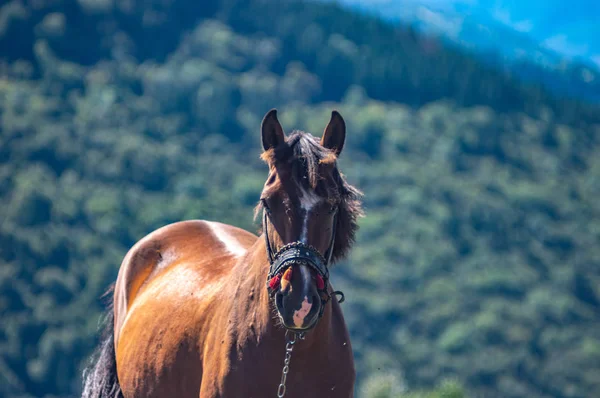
[274, 264, 322, 331]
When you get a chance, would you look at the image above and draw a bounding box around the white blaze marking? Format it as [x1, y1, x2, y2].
[298, 189, 322, 300]
[299, 188, 320, 243]
[293, 296, 313, 327]
[208, 222, 246, 257]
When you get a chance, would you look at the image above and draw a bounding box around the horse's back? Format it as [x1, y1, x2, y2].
[112, 220, 256, 397]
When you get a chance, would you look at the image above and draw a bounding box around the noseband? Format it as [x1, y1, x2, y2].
[262, 205, 344, 320]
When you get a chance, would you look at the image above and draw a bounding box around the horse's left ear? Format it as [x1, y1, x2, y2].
[321, 110, 346, 157]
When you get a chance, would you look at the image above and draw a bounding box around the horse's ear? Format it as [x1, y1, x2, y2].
[321, 110, 346, 156]
[261, 109, 286, 151]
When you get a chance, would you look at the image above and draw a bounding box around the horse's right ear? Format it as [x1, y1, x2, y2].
[321, 110, 346, 157]
[261, 109, 285, 151]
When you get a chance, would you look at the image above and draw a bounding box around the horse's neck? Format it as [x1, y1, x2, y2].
[226, 236, 333, 350]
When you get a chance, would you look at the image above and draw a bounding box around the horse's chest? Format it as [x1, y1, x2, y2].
[209, 346, 355, 398]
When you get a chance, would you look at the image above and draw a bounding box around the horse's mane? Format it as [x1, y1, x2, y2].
[255, 130, 363, 263]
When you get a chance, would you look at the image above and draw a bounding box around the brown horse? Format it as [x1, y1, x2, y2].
[82, 109, 363, 398]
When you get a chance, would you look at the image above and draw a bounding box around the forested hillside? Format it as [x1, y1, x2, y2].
[1, 1, 599, 397]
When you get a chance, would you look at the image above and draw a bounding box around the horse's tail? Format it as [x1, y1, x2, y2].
[81, 285, 123, 398]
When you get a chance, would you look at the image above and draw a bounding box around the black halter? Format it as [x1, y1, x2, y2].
[263, 205, 343, 318]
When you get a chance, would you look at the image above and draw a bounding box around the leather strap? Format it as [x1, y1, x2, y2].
[268, 244, 330, 281]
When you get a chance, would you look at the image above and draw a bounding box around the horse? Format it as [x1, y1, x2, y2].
[81, 109, 364, 398]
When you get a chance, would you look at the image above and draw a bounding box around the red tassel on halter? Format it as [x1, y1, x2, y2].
[315, 274, 325, 290]
[268, 274, 281, 291]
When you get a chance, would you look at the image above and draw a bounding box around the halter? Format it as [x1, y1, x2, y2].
[263, 204, 344, 320]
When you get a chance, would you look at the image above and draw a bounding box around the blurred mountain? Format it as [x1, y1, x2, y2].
[324, 0, 600, 102]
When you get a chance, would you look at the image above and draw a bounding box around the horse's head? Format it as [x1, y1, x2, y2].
[257, 109, 362, 331]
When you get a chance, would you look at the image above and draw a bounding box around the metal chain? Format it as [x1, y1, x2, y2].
[277, 332, 305, 397]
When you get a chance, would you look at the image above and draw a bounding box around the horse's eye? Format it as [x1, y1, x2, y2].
[329, 205, 337, 215]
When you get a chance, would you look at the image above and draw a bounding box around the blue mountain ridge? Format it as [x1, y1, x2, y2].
[320, 0, 600, 102]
